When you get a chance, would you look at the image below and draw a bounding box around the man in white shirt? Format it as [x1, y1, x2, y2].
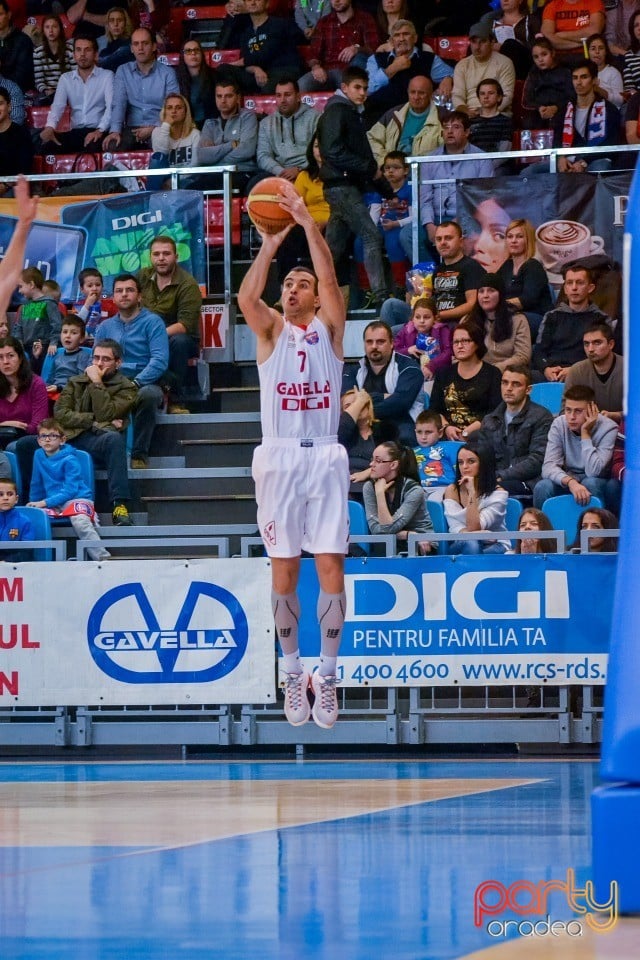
[40, 36, 113, 153]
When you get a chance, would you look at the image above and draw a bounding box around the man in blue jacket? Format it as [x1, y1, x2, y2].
[95, 274, 169, 468]
[342, 320, 423, 445]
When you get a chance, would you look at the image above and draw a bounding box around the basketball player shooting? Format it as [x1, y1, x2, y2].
[0, 177, 38, 317]
[238, 179, 349, 730]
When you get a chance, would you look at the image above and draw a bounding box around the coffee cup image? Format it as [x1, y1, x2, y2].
[535, 220, 604, 273]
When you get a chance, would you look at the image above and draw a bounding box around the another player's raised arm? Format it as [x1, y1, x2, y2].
[0, 177, 38, 320]
[237, 229, 286, 343]
[276, 181, 345, 351]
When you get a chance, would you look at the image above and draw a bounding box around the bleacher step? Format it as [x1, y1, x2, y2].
[210, 386, 261, 413]
[180, 438, 261, 468]
[141, 494, 257, 525]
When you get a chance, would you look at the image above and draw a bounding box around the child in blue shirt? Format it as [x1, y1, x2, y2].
[27, 418, 109, 561]
[413, 411, 456, 498]
[45, 316, 92, 398]
[0, 479, 35, 562]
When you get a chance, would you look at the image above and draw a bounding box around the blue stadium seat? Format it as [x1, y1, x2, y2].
[5, 450, 21, 501]
[348, 499, 370, 555]
[426, 498, 448, 554]
[529, 381, 564, 415]
[542, 494, 604, 547]
[16, 506, 54, 561]
[505, 497, 523, 530]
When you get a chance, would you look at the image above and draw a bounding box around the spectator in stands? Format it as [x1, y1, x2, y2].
[376, 0, 417, 52]
[392, 297, 452, 381]
[149, 93, 201, 186]
[275, 135, 330, 283]
[497, 219, 553, 340]
[356, 149, 411, 268]
[338, 386, 379, 495]
[252, 77, 318, 186]
[563, 322, 623, 422]
[363, 441, 436, 554]
[514, 507, 557, 554]
[364, 18, 453, 119]
[196, 77, 258, 190]
[0, 337, 49, 448]
[367, 74, 442, 170]
[138, 235, 202, 412]
[299, 0, 380, 93]
[623, 11, 640, 95]
[378, 219, 483, 330]
[39, 36, 113, 154]
[0, 75, 25, 126]
[44, 316, 92, 396]
[54, 338, 136, 525]
[66, 0, 112, 41]
[295, 0, 331, 39]
[451, 21, 516, 116]
[0, 0, 35, 93]
[0, 89, 34, 191]
[413, 410, 456, 496]
[573, 505, 618, 552]
[13, 267, 63, 374]
[521, 37, 575, 135]
[557, 59, 619, 171]
[534, 384, 618, 511]
[316, 65, 391, 311]
[128, 0, 171, 47]
[587, 33, 623, 108]
[33, 15, 74, 104]
[98, 6, 134, 71]
[606, 0, 637, 58]
[466, 273, 531, 372]
[27, 416, 110, 561]
[342, 320, 423, 445]
[176, 38, 217, 129]
[478, 363, 554, 499]
[94, 273, 169, 469]
[0, 479, 34, 561]
[478, 0, 540, 80]
[468, 80, 512, 155]
[222, 0, 305, 94]
[429, 322, 502, 442]
[73, 267, 116, 341]
[534, 266, 611, 382]
[103, 26, 178, 151]
[443, 442, 509, 555]
[541, 0, 605, 58]
[419, 111, 494, 252]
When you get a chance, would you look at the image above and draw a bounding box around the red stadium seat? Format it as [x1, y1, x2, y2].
[204, 197, 242, 246]
[158, 52, 180, 66]
[41, 152, 101, 193]
[425, 36, 470, 62]
[514, 129, 554, 164]
[28, 105, 72, 131]
[300, 91, 332, 112]
[166, 5, 227, 50]
[207, 48, 241, 66]
[242, 94, 278, 114]
[102, 151, 153, 169]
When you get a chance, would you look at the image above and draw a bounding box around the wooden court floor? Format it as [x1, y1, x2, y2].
[0, 758, 637, 959]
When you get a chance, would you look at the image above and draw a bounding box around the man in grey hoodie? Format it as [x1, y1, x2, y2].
[251, 78, 318, 189]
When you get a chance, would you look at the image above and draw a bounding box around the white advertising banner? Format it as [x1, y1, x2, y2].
[0, 559, 275, 706]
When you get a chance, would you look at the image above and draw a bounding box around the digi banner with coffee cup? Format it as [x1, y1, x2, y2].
[457, 173, 632, 280]
[0, 190, 205, 302]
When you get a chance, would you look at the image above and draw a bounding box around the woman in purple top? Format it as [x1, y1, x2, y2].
[0, 337, 49, 448]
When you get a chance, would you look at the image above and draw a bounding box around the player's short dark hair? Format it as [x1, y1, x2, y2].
[112, 273, 141, 292]
[283, 266, 319, 293]
[341, 65, 369, 85]
[62, 315, 86, 335]
[93, 338, 123, 359]
[564, 385, 596, 403]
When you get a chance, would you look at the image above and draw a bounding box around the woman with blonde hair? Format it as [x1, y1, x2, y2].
[148, 94, 201, 187]
[98, 7, 134, 71]
[497, 217, 552, 339]
[339, 387, 379, 497]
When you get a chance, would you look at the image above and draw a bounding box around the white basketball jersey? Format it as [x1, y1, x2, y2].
[258, 317, 343, 439]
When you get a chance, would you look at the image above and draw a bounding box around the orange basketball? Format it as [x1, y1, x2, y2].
[246, 177, 297, 235]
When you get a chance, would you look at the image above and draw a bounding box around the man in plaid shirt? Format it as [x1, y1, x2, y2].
[299, 0, 380, 93]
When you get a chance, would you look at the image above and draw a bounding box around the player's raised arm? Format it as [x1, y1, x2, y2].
[0, 177, 38, 320]
[277, 181, 346, 349]
[237, 228, 287, 346]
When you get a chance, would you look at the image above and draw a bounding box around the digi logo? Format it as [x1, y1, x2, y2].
[87, 581, 249, 684]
